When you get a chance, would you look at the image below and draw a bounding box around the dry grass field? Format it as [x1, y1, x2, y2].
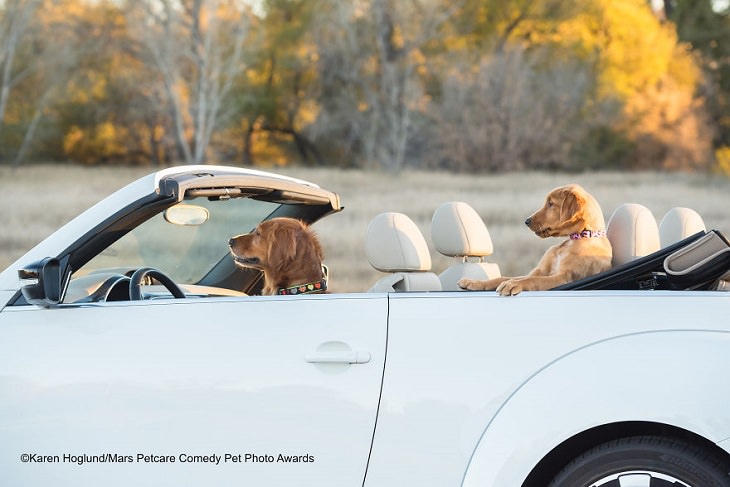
[2, 164, 729, 292]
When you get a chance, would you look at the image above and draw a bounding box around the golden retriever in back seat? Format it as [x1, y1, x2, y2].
[229, 218, 327, 296]
[458, 184, 612, 295]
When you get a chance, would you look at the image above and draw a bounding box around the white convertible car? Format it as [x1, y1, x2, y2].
[2, 165, 730, 487]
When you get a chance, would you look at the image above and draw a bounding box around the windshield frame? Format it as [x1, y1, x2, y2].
[9, 166, 342, 305]
[73, 196, 283, 286]
[66, 168, 341, 278]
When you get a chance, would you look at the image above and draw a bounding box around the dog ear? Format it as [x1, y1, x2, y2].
[292, 222, 324, 264]
[268, 223, 300, 267]
[560, 190, 578, 221]
[559, 187, 585, 229]
[299, 226, 324, 265]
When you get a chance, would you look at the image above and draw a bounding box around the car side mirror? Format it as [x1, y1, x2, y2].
[18, 257, 71, 307]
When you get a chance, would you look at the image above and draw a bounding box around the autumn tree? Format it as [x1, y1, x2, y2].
[665, 0, 730, 165]
[0, 0, 40, 135]
[423, 0, 710, 171]
[0, 0, 83, 166]
[309, 0, 462, 170]
[54, 1, 150, 165]
[587, 0, 713, 169]
[1, 0, 167, 166]
[0, 0, 719, 172]
[125, 0, 252, 165]
[228, 0, 322, 166]
[422, 47, 597, 171]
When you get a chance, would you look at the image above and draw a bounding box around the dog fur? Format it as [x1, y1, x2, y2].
[458, 184, 612, 295]
[229, 217, 326, 296]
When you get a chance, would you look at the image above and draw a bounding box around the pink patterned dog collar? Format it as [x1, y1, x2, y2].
[570, 230, 607, 240]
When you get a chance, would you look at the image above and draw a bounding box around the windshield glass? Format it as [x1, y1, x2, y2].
[75, 197, 278, 283]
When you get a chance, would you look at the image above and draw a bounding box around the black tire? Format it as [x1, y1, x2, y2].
[548, 435, 730, 487]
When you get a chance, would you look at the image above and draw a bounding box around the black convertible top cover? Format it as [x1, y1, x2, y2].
[555, 230, 730, 291]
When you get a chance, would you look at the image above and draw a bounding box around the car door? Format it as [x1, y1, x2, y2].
[0, 293, 387, 487]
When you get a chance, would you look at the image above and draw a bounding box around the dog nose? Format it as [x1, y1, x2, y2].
[228, 237, 235, 247]
[524, 217, 531, 227]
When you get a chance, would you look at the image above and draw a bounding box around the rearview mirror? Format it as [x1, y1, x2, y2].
[164, 204, 209, 226]
[18, 257, 71, 307]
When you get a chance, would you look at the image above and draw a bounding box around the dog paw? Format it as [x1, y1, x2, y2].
[458, 278, 482, 291]
[496, 280, 523, 296]
[458, 278, 473, 290]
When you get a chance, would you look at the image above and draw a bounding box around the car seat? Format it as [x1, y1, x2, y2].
[430, 202, 501, 291]
[606, 203, 660, 267]
[659, 207, 706, 248]
[366, 212, 442, 292]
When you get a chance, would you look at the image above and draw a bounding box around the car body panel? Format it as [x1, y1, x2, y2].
[0, 294, 386, 486]
[462, 328, 730, 486]
[0, 291, 13, 311]
[364, 291, 730, 486]
[718, 436, 730, 453]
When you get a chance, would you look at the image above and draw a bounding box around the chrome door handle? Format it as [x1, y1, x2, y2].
[304, 351, 371, 364]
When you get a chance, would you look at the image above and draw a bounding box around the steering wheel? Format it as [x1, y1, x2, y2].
[129, 267, 186, 300]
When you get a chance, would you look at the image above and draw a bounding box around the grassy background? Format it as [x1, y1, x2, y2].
[2, 165, 729, 292]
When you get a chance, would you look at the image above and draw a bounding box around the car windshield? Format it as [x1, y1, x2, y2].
[74, 196, 278, 284]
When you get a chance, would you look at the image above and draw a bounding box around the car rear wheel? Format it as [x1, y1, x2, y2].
[547, 436, 730, 487]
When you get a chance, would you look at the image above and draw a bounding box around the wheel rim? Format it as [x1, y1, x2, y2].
[590, 470, 693, 487]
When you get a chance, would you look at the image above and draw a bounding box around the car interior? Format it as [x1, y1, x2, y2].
[367, 202, 730, 293]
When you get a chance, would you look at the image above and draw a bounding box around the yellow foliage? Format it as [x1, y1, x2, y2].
[294, 99, 320, 131]
[38, 0, 84, 24]
[518, 0, 699, 102]
[595, 0, 706, 169]
[153, 124, 165, 142]
[171, 79, 194, 142]
[667, 42, 701, 90]
[250, 130, 292, 166]
[95, 122, 122, 155]
[544, 12, 601, 59]
[62, 122, 129, 164]
[623, 75, 711, 170]
[65, 70, 110, 104]
[63, 126, 85, 155]
[508, 0, 708, 169]
[716, 147, 730, 175]
[598, 0, 674, 98]
[391, 24, 405, 51]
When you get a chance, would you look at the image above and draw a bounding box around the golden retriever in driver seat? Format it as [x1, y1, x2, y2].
[229, 218, 327, 296]
[458, 184, 612, 295]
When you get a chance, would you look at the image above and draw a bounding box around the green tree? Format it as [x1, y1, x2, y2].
[229, 0, 322, 166]
[665, 0, 730, 156]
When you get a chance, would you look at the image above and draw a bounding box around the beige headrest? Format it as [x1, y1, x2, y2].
[659, 207, 706, 247]
[431, 202, 493, 257]
[366, 212, 432, 272]
[607, 203, 660, 266]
